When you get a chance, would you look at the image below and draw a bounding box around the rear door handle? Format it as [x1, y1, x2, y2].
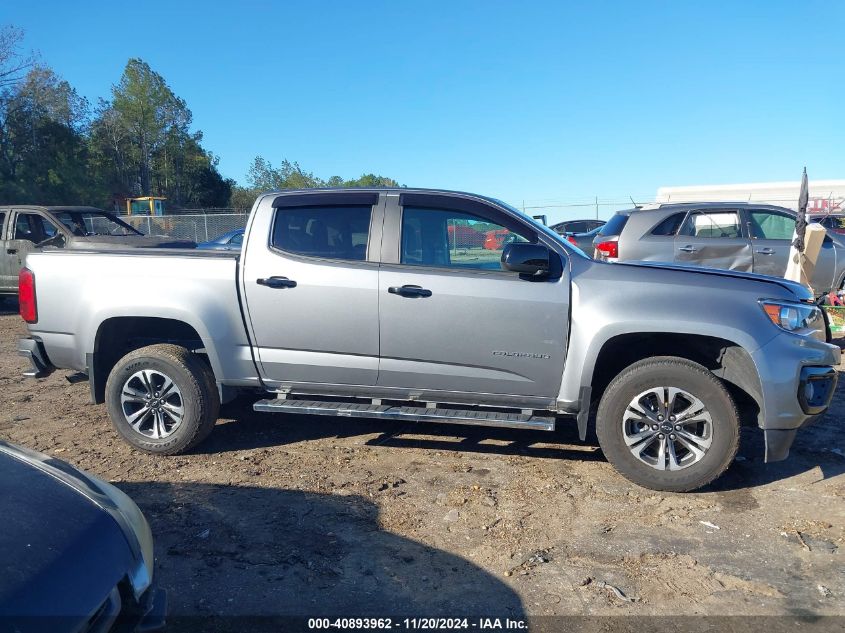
[388, 285, 432, 298]
[678, 245, 697, 253]
[257, 276, 297, 289]
[755, 247, 775, 255]
[6, 248, 16, 254]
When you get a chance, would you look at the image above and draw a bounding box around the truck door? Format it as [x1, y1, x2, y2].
[745, 207, 794, 279]
[674, 208, 753, 271]
[241, 192, 382, 387]
[746, 207, 837, 291]
[376, 193, 568, 398]
[6, 212, 62, 284]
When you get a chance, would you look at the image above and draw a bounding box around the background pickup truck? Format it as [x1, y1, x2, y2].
[17, 189, 840, 491]
[0, 205, 194, 295]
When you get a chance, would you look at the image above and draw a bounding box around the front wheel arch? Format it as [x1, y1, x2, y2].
[587, 333, 763, 433]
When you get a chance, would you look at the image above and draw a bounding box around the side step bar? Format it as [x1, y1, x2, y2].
[253, 399, 555, 431]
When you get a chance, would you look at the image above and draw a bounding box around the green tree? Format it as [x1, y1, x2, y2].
[91, 58, 229, 208]
[0, 66, 90, 203]
[246, 156, 324, 190]
[341, 173, 400, 187]
[228, 156, 402, 209]
[110, 58, 190, 196]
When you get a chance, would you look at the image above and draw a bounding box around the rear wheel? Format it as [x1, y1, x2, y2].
[105, 344, 219, 454]
[596, 357, 739, 492]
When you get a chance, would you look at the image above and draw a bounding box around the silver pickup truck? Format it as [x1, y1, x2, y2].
[16, 189, 840, 491]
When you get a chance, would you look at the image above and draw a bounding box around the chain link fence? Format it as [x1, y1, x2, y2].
[114, 213, 250, 243]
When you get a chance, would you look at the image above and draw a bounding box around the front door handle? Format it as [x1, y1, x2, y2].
[678, 245, 697, 253]
[755, 247, 775, 255]
[257, 276, 297, 289]
[388, 285, 432, 298]
[6, 248, 17, 254]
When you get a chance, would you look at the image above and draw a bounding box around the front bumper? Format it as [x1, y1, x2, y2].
[17, 337, 54, 378]
[797, 366, 838, 415]
[88, 583, 166, 633]
[753, 333, 840, 462]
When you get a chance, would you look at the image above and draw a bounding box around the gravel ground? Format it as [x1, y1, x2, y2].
[0, 298, 843, 624]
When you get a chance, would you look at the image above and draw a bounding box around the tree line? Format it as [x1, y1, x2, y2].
[0, 26, 399, 212]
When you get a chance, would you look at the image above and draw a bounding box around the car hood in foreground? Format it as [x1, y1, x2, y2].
[0, 449, 134, 622]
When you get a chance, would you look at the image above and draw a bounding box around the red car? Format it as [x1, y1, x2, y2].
[447, 224, 485, 248]
[483, 228, 510, 250]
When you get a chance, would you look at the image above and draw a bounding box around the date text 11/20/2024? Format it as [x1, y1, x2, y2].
[307, 618, 528, 630]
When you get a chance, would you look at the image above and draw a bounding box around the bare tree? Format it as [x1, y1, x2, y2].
[0, 25, 35, 89]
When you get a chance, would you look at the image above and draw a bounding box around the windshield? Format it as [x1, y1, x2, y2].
[53, 211, 142, 237]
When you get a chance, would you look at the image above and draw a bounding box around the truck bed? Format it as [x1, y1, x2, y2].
[24, 248, 258, 386]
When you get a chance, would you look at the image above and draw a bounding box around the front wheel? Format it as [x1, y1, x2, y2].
[596, 357, 740, 492]
[105, 344, 220, 454]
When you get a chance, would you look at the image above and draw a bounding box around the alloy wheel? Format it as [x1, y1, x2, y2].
[119, 369, 185, 439]
[622, 386, 713, 471]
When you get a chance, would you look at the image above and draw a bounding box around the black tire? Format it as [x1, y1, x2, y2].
[595, 356, 740, 492]
[105, 344, 220, 454]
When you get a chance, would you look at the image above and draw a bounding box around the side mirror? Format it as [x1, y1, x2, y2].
[501, 243, 550, 277]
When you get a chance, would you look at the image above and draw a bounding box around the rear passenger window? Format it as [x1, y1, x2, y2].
[271, 205, 371, 261]
[679, 211, 742, 238]
[651, 213, 686, 236]
[0, 213, 4, 238]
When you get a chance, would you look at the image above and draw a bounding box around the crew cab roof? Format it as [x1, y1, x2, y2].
[262, 187, 520, 212]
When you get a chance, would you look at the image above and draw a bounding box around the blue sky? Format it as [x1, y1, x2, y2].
[4, 1, 843, 220]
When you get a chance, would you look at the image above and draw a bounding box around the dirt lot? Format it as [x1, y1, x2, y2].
[1, 298, 843, 625]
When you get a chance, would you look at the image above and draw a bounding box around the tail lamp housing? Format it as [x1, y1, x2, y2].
[19, 268, 37, 323]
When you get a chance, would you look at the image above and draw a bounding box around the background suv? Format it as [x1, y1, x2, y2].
[593, 202, 845, 294]
[549, 218, 605, 234]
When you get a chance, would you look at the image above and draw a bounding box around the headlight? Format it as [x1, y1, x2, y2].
[94, 479, 155, 599]
[760, 300, 826, 340]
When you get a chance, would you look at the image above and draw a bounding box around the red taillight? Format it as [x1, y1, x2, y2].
[595, 240, 618, 259]
[19, 268, 37, 323]
[566, 235, 578, 245]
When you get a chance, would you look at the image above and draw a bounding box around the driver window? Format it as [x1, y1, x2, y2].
[41, 218, 58, 238]
[400, 206, 532, 270]
[14, 214, 59, 243]
[14, 214, 35, 241]
[679, 210, 742, 239]
[748, 211, 795, 240]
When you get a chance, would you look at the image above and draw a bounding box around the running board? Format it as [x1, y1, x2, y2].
[253, 399, 555, 431]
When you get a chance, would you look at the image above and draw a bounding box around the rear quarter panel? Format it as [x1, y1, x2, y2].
[25, 250, 259, 385]
[617, 211, 679, 263]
